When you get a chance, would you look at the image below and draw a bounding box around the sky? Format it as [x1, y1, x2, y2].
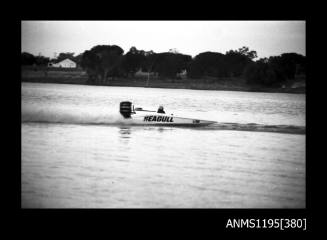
[21, 21, 305, 59]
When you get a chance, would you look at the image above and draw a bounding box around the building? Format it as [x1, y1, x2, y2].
[177, 69, 187, 79]
[48, 58, 77, 68]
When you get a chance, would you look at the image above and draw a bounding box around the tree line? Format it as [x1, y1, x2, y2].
[21, 45, 306, 87]
[21, 52, 83, 67]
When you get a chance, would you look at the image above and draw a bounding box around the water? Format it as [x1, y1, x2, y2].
[21, 82, 306, 208]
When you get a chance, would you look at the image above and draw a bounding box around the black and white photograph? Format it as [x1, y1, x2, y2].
[21, 21, 306, 209]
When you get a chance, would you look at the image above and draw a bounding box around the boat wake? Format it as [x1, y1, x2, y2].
[21, 106, 305, 134]
[203, 123, 305, 134]
[21, 105, 126, 125]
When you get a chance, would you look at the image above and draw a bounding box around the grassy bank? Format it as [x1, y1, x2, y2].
[21, 67, 305, 94]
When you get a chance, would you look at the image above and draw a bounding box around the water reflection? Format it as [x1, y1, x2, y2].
[157, 127, 166, 133]
[119, 126, 132, 139]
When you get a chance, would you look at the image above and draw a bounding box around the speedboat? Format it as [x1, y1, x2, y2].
[119, 101, 216, 126]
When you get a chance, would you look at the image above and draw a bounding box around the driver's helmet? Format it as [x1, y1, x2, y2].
[158, 105, 164, 110]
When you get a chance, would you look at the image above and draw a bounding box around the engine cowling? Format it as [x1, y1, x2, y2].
[120, 101, 132, 118]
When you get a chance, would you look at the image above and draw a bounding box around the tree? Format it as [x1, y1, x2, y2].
[236, 46, 257, 60]
[244, 61, 279, 86]
[121, 47, 146, 77]
[21, 52, 36, 65]
[96, 45, 124, 82]
[268, 53, 305, 80]
[153, 52, 192, 81]
[141, 50, 158, 86]
[73, 53, 83, 67]
[187, 59, 202, 79]
[80, 50, 102, 84]
[188, 51, 227, 79]
[80, 45, 124, 84]
[188, 47, 257, 79]
[225, 46, 257, 77]
[141, 50, 157, 72]
[243, 53, 306, 87]
[35, 55, 50, 66]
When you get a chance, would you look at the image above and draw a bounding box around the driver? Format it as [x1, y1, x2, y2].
[157, 105, 165, 114]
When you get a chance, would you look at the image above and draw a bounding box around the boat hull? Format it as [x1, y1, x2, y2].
[124, 112, 216, 126]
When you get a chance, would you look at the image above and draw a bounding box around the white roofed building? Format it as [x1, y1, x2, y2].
[48, 58, 77, 68]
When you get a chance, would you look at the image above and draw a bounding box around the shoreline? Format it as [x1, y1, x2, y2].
[21, 67, 305, 94]
[21, 77, 306, 94]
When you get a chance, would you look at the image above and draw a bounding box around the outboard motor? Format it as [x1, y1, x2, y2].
[120, 101, 132, 118]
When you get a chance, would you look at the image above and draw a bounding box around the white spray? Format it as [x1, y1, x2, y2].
[21, 103, 126, 125]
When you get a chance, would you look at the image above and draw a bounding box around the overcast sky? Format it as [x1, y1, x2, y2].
[21, 21, 305, 59]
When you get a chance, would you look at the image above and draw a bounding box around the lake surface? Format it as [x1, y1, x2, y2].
[21, 82, 305, 208]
